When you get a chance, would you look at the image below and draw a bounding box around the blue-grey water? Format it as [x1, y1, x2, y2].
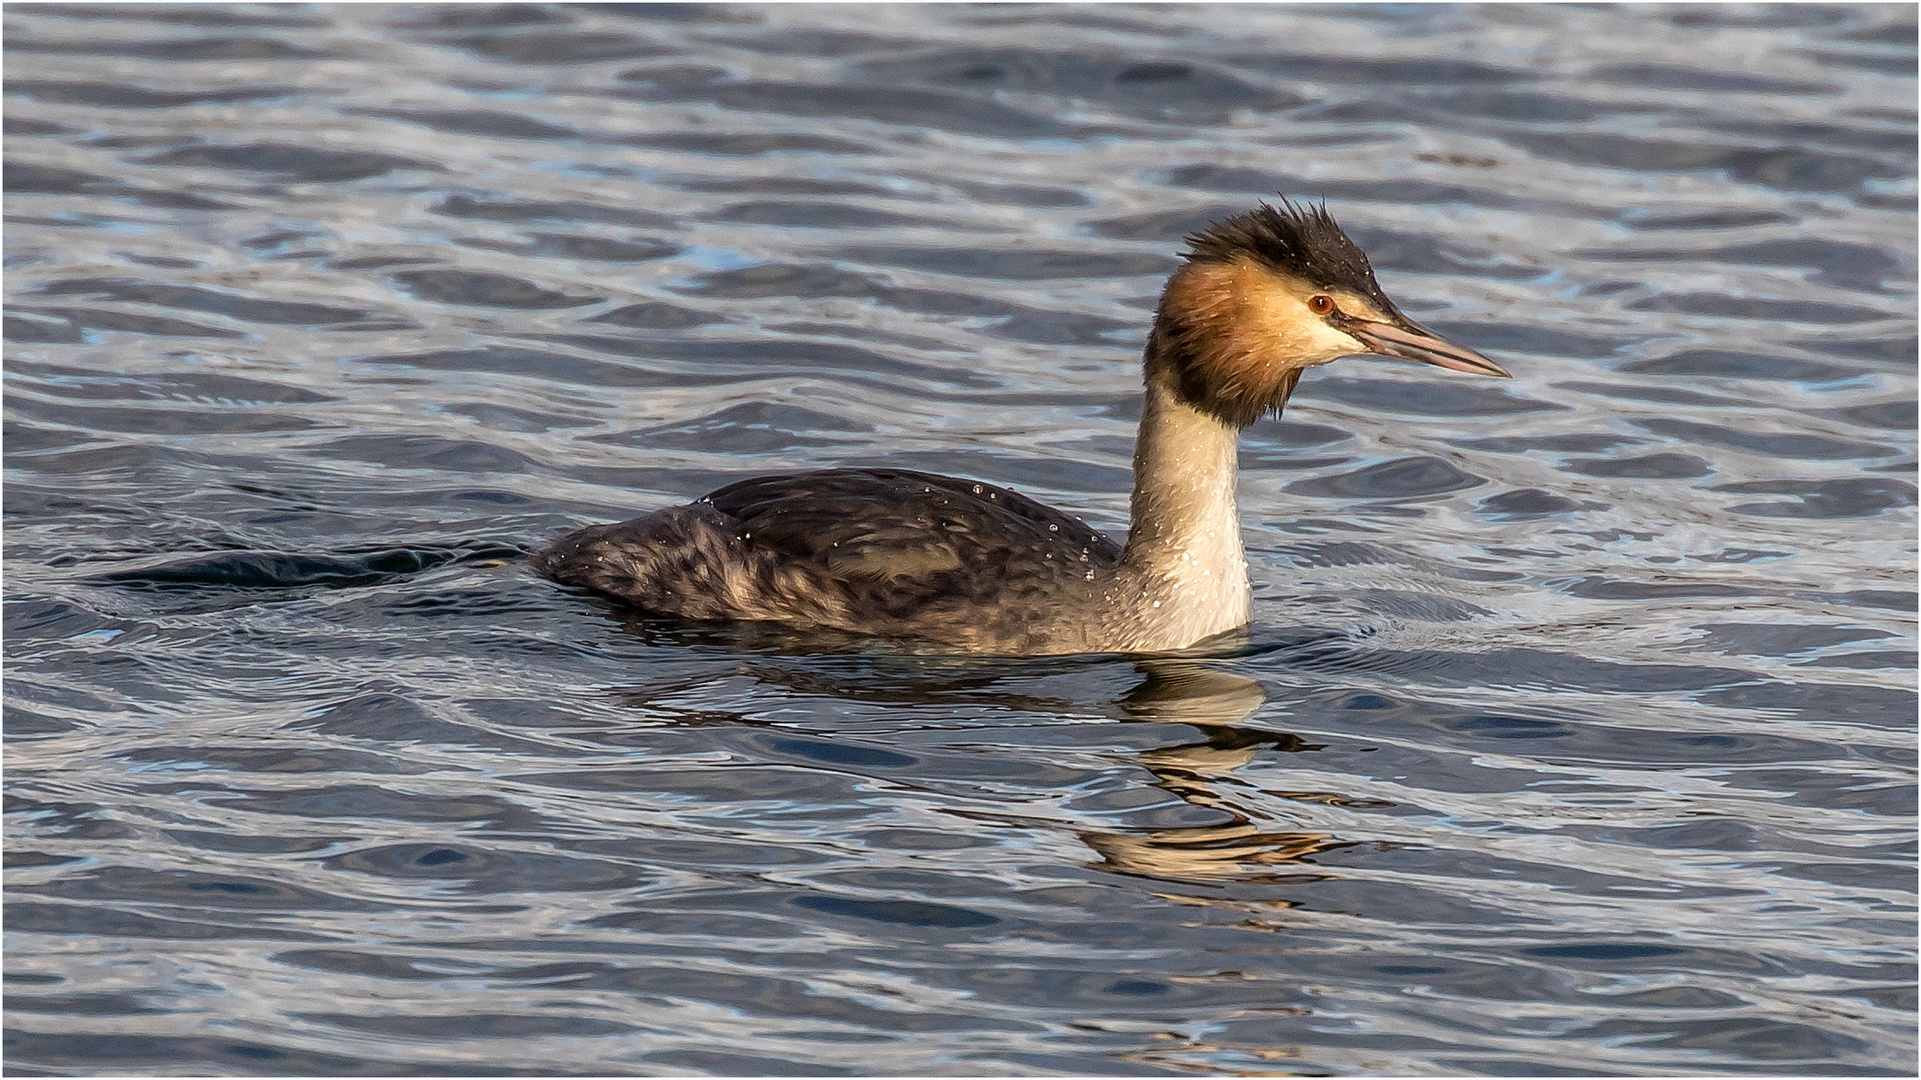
[4, 3, 1915, 1075]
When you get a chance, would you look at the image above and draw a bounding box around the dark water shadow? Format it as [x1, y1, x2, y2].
[87, 542, 529, 591]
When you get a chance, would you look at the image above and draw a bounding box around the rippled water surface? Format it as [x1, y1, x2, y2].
[5, 3, 1916, 1075]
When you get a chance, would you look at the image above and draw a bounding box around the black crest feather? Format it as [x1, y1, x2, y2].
[1185, 197, 1393, 309]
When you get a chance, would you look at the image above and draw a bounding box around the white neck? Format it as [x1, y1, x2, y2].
[1109, 367, 1252, 651]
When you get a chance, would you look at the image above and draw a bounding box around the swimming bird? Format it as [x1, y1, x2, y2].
[536, 199, 1508, 655]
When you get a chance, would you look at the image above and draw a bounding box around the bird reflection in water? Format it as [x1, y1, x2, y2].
[602, 613, 1374, 888]
[1085, 660, 1356, 885]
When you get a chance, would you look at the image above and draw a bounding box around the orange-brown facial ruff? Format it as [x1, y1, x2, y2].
[1154, 260, 1314, 429]
[1153, 199, 1408, 429]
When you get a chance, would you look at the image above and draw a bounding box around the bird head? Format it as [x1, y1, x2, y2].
[1151, 198, 1508, 428]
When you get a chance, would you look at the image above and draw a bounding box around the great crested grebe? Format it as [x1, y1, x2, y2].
[536, 199, 1509, 655]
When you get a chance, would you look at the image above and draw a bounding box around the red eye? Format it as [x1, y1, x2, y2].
[1308, 294, 1335, 315]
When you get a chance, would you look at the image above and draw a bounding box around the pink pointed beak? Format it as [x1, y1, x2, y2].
[1350, 319, 1509, 377]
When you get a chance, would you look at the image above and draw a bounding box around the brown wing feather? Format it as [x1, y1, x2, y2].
[537, 468, 1121, 643]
